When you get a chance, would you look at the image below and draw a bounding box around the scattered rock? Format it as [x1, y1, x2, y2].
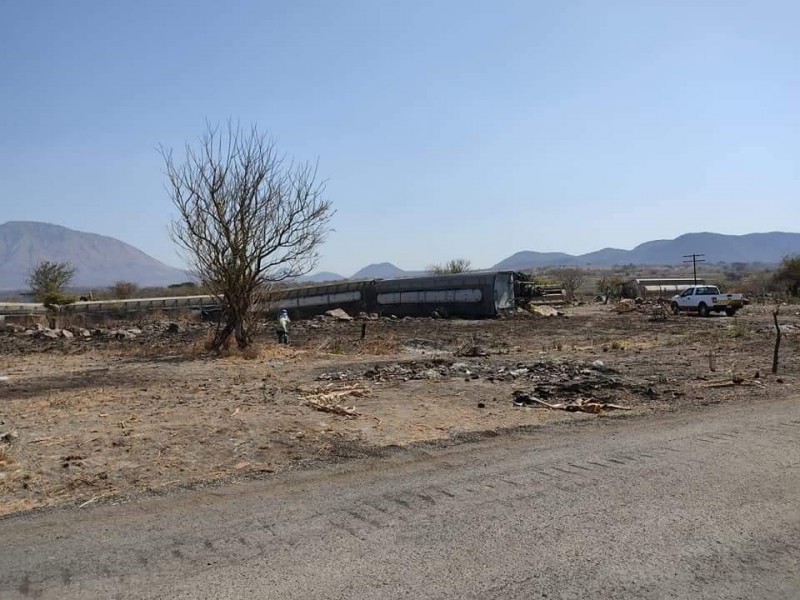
[456, 345, 489, 357]
[114, 330, 138, 340]
[166, 322, 183, 333]
[403, 338, 444, 354]
[531, 305, 559, 317]
[60, 329, 74, 339]
[614, 299, 637, 313]
[325, 308, 353, 321]
[38, 329, 59, 339]
[0, 430, 19, 443]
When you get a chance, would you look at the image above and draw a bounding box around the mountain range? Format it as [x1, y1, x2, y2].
[0, 221, 187, 291]
[491, 232, 800, 270]
[2, 222, 798, 291]
[307, 232, 800, 280]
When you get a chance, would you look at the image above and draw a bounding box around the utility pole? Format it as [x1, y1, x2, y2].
[683, 253, 706, 286]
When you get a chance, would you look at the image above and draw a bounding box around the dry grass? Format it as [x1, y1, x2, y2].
[313, 333, 401, 356]
[0, 444, 14, 467]
[729, 320, 747, 339]
[355, 333, 401, 355]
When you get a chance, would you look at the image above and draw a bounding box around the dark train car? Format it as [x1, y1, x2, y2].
[268, 279, 375, 318]
[373, 271, 515, 318]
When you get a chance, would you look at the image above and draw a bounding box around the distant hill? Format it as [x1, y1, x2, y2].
[303, 264, 431, 281]
[350, 262, 410, 279]
[489, 251, 575, 271]
[0, 221, 188, 291]
[492, 232, 800, 270]
[297, 271, 345, 283]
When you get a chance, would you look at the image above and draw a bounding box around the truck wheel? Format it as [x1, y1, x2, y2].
[698, 302, 710, 317]
[671, 302, 680, 315]
[725, 306, 737, 317]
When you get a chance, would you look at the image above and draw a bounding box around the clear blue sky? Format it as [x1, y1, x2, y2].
[1, 0, 798, 276]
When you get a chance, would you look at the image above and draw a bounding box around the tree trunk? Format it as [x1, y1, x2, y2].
[211, 297, 254, 351]
[772, 306, 781, 375]
[212, 316, 235, 351]
[234, 320, 251, 349]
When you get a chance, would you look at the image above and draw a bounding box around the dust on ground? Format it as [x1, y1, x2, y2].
[1, 304, 798, 516]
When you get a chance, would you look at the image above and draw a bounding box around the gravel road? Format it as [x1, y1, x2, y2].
[1, 397, 798, 599]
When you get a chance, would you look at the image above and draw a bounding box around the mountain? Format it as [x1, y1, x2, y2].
[492, 232, 800, 270]
[0, 221, 188, 291]
[350, 262, 410, 279]
[297, 271, 345, 283]
[624, 232, 800, 265]
[490, 251, 576, 271]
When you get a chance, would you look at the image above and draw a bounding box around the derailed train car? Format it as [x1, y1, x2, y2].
[269, 279, 373, 318]
[268, 271, 518, 319]
[373, 271, 515, 318]
[2, 271, 526, 321]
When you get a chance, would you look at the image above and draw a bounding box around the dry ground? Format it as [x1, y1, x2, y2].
[1, 303, 798, 516]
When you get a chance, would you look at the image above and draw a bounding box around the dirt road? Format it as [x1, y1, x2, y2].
[1, 397, 798, 599]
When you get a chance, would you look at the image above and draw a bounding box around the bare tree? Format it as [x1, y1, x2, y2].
[428, 258, 472, 275]
[596, 274, 625, 303]
[112, 281, 138, 299]
[550, 268, 585, 301]
[162, 123, 334, 350]
[27, 260, 76, 303]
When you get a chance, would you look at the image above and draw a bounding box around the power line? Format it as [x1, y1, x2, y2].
[682, 254, 706, 286]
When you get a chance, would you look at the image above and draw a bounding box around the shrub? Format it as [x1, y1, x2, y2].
[774, 254, 800, 297]
[111, 281, 139, 299]
[428, 259, 471, 274]
[27, 261, 76, 301]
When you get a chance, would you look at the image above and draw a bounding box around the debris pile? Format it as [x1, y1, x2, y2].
[528, 305, 563, 318]
[512, 392, 631, 414]
[613, 297, 671, 320]
[614, 299, 638, 313]
[317, 358, 646, 400]
[300, 383, 369, 418]
[324, 308, 353, 321]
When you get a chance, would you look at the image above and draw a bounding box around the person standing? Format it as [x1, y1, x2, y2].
[276, 309, 291, 344]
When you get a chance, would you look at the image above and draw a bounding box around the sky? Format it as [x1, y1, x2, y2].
[1, 0, 798, 276]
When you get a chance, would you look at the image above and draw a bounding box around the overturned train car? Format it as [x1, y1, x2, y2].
[270, 271, 519, 319]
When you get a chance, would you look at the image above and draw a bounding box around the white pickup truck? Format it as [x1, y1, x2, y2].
[671, 286, 748, 317]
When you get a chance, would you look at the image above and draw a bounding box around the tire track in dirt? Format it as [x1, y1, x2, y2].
[2, 398, 799, 599]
